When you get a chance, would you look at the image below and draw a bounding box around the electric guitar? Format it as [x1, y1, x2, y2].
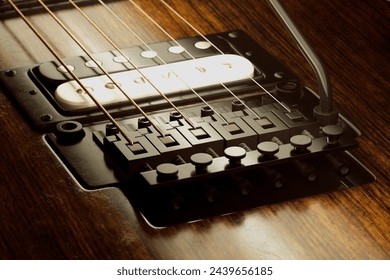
[0, 0, 389, 259]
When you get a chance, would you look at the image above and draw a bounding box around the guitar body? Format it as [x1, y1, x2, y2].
[0, 0, 389, 259]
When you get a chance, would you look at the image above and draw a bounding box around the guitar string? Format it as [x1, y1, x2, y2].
[97, 0, 227, 125]
[6, 0, 135, 145]
[66, 0, 197, 129]
[126, 0, 263, 120]
[34, 0, 166, 138]
[159, 0, 292, 113]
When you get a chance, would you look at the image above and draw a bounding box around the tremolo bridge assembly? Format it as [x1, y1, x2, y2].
[0, 0, 374, 226]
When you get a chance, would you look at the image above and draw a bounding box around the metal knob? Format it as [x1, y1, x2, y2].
[322, 125, 344, 146]
[224, 146, 246, 166]
[190, 153, 213, 173]
[257, 141, 280, 158]
[290, 134, 312, 152]
[156, 163, 178, 180]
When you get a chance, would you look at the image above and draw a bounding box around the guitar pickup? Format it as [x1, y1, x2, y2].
[49, 54, 255, 111]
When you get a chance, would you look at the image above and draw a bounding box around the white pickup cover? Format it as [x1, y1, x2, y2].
[55, 54, 255, 110]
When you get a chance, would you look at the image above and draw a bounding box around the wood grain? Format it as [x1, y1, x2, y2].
[0, 0, 389, 259]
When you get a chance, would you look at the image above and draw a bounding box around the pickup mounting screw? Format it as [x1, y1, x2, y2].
[40, 114, 53, 122]
[5, 69, 16, 77]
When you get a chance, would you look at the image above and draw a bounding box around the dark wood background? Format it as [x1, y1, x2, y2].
[0, 0, 389, 259]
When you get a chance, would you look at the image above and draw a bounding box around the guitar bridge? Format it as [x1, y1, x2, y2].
[0, 30, 374, 227]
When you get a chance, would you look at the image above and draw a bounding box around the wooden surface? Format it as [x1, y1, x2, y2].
[0, 0, 389, 259]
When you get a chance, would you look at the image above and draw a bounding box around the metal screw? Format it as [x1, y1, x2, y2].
[274, 72, 285, 79]
[228, 31, 240, 38]
[40, 114, 53, 122]
[5, 69, 16, 77]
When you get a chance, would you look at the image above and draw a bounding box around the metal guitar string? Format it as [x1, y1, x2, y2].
[97, 0, 227, 125]
[126, 0, 263, 120]
[66, 0, 198, 129]
[35, 0, 167, 138]
[159, 0, 292, 113]
[5, 0, 135, 145]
